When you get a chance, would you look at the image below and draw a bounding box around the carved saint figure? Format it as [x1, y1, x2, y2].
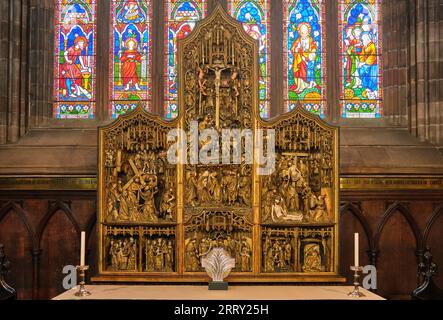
[286, 160, 303, 212]
[127, 178, 141, 222]
[154, 239, 166, 271]
[121, 239, 131, 270]
[185, 240, 200, 272]
[165, 241, 174, 272]
[127, 238, 137, 271]
[302, 244, 323, 272]
[222, 170, 239, 205]
[197, 171, 211, 203]
[107, 182, 120, 221]
[197, 66, 208, 114]
[284, 241, 292, 266]
[262, 188, 276, 222]
[140, 184, 158, 222]
[271, 192, 288, 222]
[310, 194, 327, 222]
[238, 174, 251, 206]
[230, 69, 240, 115]
[145, 239, 155, 272]
[186, 170, 199, 206]
[109, 240, 120, 270]
[160, 188, 176, 221]
[265, 245, 275, 272]
[198, 238, 211, 257]
[118, 190, 130, 221]
[240, 246, 251, 272]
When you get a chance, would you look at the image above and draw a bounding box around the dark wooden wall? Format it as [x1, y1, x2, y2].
[0, 190, 442, 300]
[340, 190, 443, 299]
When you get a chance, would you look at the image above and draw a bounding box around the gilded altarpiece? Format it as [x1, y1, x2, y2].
[97, 6, 341, 282]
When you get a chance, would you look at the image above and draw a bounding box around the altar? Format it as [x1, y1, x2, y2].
[54, 285, 384, 301]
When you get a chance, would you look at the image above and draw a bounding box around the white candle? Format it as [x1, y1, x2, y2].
[80, 231, 86, 266]
[354, 233, 359, 267]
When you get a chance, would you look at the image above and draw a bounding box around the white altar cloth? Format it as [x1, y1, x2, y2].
[53, 285, 384, 300]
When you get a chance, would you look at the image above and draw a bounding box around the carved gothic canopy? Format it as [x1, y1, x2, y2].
[96, 6, 340, 283]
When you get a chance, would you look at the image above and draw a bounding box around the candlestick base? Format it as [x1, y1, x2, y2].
[74, 265, 91, 297]
[348, 266, 365, 298]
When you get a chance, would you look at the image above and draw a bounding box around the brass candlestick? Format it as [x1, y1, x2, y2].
[75, 265, 91, 297]
[348, 266, 365, 298]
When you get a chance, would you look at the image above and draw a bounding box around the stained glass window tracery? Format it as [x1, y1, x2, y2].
[53, 1, 383, 121]
[54, 0, 97, 119]
[339, 0, 382, 118]
[284, 0, 326, 118]
[110, 0, 152, 119]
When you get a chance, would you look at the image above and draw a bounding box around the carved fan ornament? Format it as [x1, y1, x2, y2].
[201, 248, 236, 283]
[95, 5, 341, 283]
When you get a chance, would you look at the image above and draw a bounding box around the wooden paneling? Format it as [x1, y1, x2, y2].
[339, 203, 371, 284]
[424, 205, 443, 288]
[0, 198, 96, 299]
[38, 208, 79, 299]
[376, 208, 419, 299]
[0, 205, 34, 299]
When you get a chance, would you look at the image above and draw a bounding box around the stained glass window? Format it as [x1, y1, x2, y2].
[284, 0, 326, 118]
[54, 0, 97, 119]
[165, 0, 207, 119]
[228, 0, 271, 119]
[110, 0, 152, 119]
[339, 0, 382, 118]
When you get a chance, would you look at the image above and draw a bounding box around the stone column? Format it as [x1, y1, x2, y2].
[0, 0, 9, 144]
[270, 0, 283, 117]
[151, 0, 165, 116]
[0, 0, 30, 144]
[326, 0, 339, 123]
[408, 0, 443, 145]
[427, 0, 442, 145]
[0, 0, 55, 145]
[382, 0, 409, 126]
[28, 0, 53, 127]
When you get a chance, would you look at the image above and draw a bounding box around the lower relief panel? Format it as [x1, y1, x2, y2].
[104, 225, 176, 273]
[184, 209, 253, 273]
[262, 226, 334, 274]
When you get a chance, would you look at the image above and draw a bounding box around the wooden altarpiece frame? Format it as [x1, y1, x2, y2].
[94, 6, 342, 283]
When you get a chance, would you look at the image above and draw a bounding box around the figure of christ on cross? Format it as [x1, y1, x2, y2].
[206, 63, 230, 129]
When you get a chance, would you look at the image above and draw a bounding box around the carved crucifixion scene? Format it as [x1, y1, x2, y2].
[180, 7, 257, 277]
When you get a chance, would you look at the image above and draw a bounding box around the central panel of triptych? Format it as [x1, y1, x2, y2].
[95, 6, 341, 283]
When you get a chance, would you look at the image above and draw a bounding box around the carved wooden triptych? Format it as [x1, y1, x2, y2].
[97, 7, 340, 282]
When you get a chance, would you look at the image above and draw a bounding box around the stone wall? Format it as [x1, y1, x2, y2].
[408, 0, 443, 145]
[382, 0, 409, 126]
[0, 0, 53, 145]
